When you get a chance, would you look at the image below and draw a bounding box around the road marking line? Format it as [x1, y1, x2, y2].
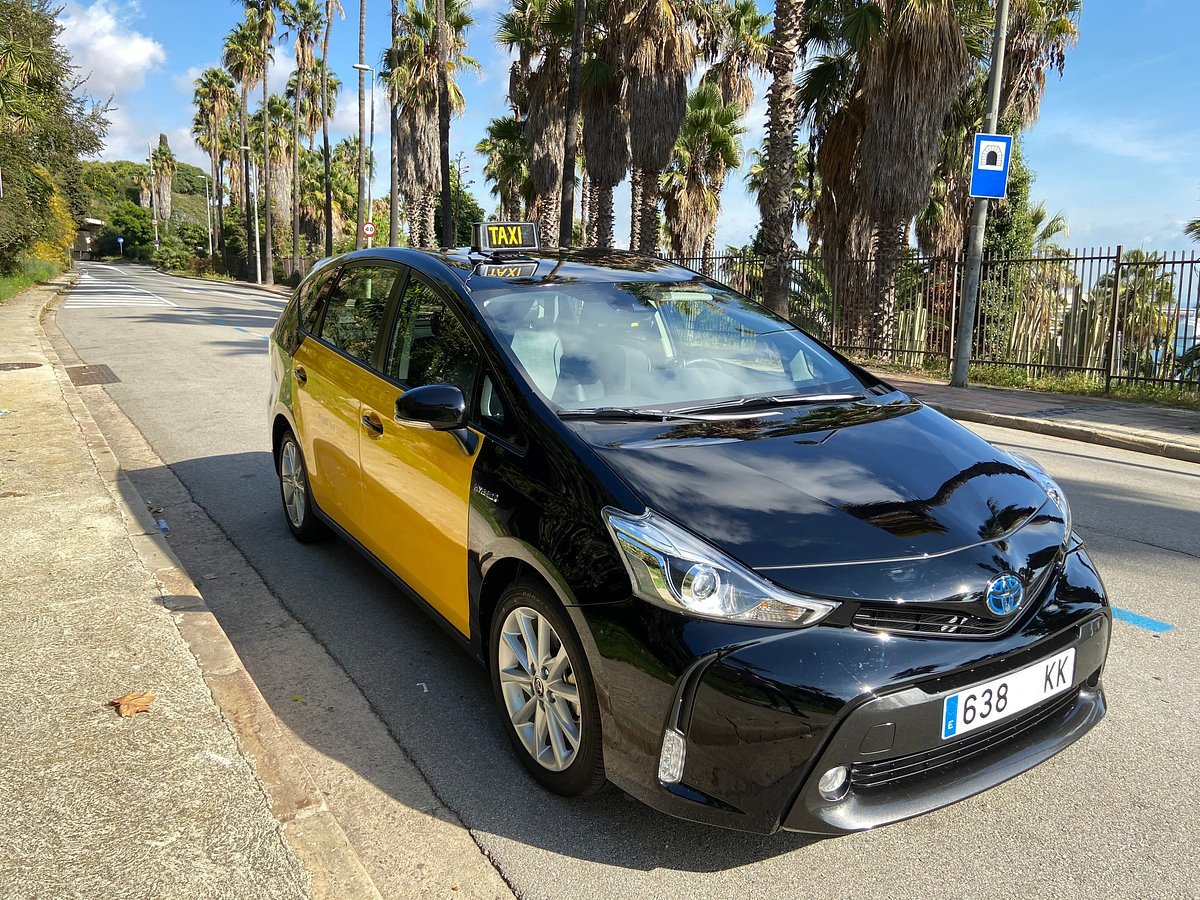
[233, 327, 271, 340]
[1112, 607, 1175, 633]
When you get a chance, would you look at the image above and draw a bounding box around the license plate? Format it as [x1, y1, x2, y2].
[941, 647, 1075, 740]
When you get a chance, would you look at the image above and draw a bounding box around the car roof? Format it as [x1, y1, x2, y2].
[322, 246, 704, 295]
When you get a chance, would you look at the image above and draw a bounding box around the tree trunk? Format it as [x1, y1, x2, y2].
[216, 157, 228, 273]
[594, 182, 614, 250]
[422, 188, 437, 249]
[629, 168, 642, 250]
[538, 194, 561, 250]
[292, 70, 303, 279]
[355, 0, 367, 250]
[636, 167, 659, 256]
[758, 0, 803, 317]
[436, 0, 452, 247]
[241, 86, 255, 281]
[558, 0, 585, 247]
[389, 0, 400, 246]
[262, 55, 275, 285]
[321, 6, 334, 257]
[870, 222, 905, 354]
[580, 174, 591, 246]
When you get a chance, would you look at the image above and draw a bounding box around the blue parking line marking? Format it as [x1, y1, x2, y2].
[233, 327, 271, 341]
[1112, 607, 1175, 633]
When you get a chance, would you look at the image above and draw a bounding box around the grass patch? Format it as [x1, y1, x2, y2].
[0, 259, 64, 304]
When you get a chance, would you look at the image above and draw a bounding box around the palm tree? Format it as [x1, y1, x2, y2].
[857, 2, 973, 348]
[757, 0, 805, 315]
[244, 1, 281, 283]
[476, 115, 529, 221]
[701, 0, 770, 259]
[355, 0, 368, 250]
[284, 0, 323, 272]
[320, 1, 345, 256]
[386, 0, 477, 248]
[193, 67, 238, 267]
[1030, 200, 1068, 251]
[151, 134, 178, 228]
[250, 94, 295, 231]
[1094, 250, 1177, 379]
[744, 143, 817, 251]
[581, 1, 628, 251]
[1186, 201, 1200, 244]
[617, 0, 714, 255]
[290, 59, 339, 150]
[498, 0, 573, 248]
[661, 82, 744, 262]
[389, 0, 401, 246]
[223, 20, 264, 278]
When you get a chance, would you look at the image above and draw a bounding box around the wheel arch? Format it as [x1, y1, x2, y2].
[271, 411, 295, 464]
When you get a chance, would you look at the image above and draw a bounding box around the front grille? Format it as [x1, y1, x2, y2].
[853, 606, 1011, 638]
[851, 688, 1080, 790]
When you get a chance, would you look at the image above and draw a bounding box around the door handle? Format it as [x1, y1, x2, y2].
[361, 414, 383, 435]
[294, 366, 307, 385]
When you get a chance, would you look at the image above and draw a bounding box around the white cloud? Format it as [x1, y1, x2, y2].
[1040, 112, 1198, 167]
[330, 73, 390, 142]
[60, 1, 166, 99]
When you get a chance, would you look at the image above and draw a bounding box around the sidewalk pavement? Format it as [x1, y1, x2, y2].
[874, 370, 1200, 465]
[0, 276, 377, 899]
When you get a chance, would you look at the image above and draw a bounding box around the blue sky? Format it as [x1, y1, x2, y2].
[62, 0, 1200, 251]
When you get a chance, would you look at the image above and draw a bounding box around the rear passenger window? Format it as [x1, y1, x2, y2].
[319, 266, 399, 365]
[386, 274, 479, 396]
[299, 265, 336, 333]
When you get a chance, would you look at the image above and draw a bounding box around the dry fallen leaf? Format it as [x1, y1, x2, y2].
[110, 691, 155, 718]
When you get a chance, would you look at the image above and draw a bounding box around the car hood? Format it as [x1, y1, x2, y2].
[574, 399, 1052, 574]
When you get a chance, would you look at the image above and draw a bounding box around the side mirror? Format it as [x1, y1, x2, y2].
[394, 383, 467, 431]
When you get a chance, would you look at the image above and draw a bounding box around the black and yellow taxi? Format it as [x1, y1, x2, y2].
[268, 223, 1110, 834]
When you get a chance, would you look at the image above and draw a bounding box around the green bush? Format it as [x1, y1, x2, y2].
[0, 258, 64, 304]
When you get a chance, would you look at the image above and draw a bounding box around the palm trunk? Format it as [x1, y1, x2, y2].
[355, 0, 368, 250]
[594, 182, 614, 251]
[215, 155, 228, 273]
[580, 174, 591, 246]
[321, 5, 334, 257]
[629, 168, 642, 250]
[241, 86, 255, 281]
[436, 0, 452, 247]
[262, 56, 275, 285]
[759, 0, 803, 317]
[292, 70, 303, 279]
[636, 167, 659, 256]
[389, 0, 400, 246]
[870, 222, 905, 354]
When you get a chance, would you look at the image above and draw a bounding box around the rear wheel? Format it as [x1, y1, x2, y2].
[277, 429, 325, 542]
[490, 580, 605, 797]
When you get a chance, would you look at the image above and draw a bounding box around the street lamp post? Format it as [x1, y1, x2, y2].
[353, 62, 377, 248]
[243, 144, 262, 285]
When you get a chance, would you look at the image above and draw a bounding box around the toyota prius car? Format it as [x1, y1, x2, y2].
[268, 222, 1110, 834]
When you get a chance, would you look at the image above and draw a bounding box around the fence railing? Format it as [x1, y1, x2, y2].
[668, 248, 1200, 393]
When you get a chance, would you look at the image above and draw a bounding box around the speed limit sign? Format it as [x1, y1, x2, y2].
[362, 221, 376, 238]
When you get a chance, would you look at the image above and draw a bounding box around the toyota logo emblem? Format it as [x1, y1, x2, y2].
[985, 573, 1024, 617]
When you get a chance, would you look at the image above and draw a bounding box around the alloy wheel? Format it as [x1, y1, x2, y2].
[279, 439, 307, 528]
[497, 606, 583, 772]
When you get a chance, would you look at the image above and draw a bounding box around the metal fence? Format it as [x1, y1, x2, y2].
[669, 247, 1200, 393]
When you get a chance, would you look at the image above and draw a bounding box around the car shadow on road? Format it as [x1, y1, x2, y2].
[127, 450, 822, 875]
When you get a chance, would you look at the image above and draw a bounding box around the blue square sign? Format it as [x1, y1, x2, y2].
[969, 133, 1014, 200]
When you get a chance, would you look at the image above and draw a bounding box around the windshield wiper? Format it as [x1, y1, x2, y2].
[675, 393, 865, 415]
[558, 407, 702, 421]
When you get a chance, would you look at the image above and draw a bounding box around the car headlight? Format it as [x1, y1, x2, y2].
[603, 508, 838, 626]
[1008, 451, 1072, 541]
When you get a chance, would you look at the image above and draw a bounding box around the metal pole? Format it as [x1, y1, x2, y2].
[204, 175, 213, 258]
[950, 0, 1010, 388]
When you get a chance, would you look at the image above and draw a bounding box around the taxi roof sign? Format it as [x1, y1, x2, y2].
[472, 221, 540, 255]
[473, 260, 540, 279]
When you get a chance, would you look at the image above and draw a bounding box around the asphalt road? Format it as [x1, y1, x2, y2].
[57, 262, 1199, 899]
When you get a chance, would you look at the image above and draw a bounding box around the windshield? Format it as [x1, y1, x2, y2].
[476, 280, 868, 412]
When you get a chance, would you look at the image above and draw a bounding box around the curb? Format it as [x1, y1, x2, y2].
[33, 279, 381, 900]
[928, 403, 1200, 467]
[156, 266, 293, 296]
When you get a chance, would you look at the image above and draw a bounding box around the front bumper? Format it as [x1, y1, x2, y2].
[577, 544, 1111, 834]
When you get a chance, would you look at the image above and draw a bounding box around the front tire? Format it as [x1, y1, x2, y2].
[277, 429, 325, 542]
[489, 580, 605, 797]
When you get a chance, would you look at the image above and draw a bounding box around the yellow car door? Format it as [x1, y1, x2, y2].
[294, 263, 401, 540]
[357, 271, 482, 636]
